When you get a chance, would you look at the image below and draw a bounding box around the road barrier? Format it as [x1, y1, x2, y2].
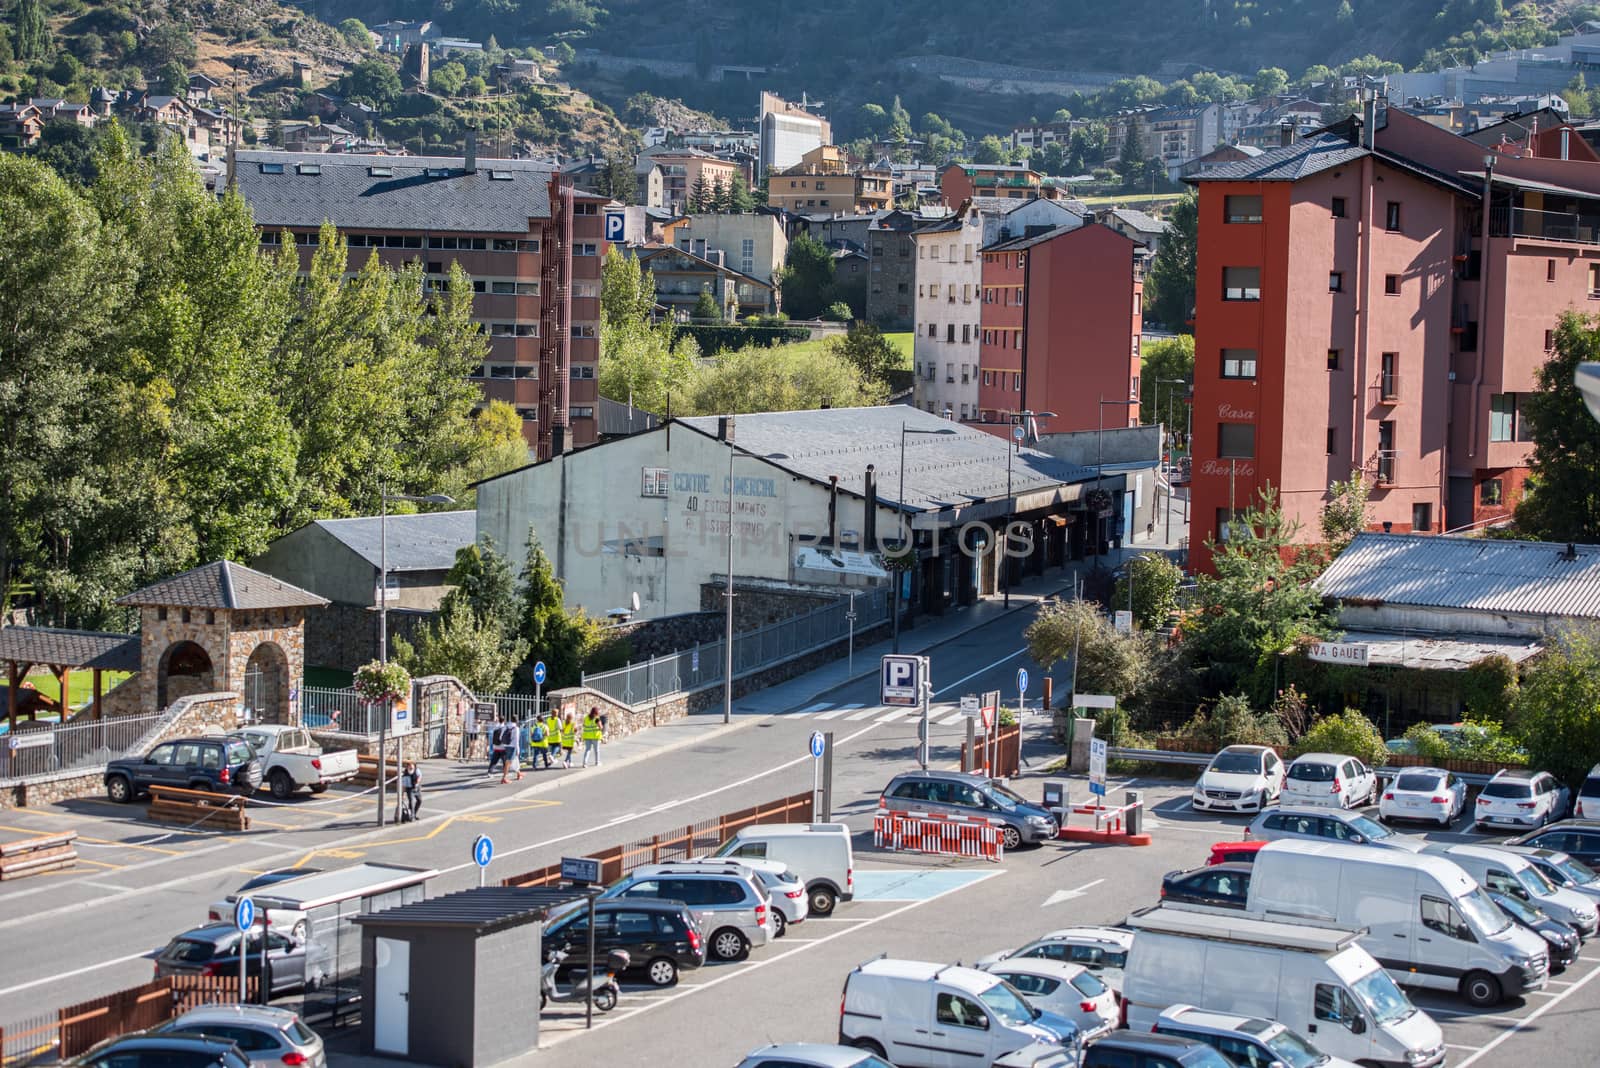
[873, 808, 1004, 862]
[147, 785, 250, 832]
[1056, 788, 1152, 847]
[0, 832, 77, 881]
[352, 753, 398, 787]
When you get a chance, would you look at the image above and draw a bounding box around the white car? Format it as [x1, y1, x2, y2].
[1574, 763, 1600, 819]
[1281, 752, 1378, 809]
[681, 856, 808, 935]
[1476, 770, 1570, 832]
[975, 926, 1135, 991]
[1154, 1004, 1363, 1068]
[980, 958, 1118, 1038]
[1191, 745, 1285, 814]
[1378, 767, 1466, 827]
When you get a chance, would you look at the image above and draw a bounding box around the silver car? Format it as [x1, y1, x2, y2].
[159, 1005, 325, 1068]
[1246, 805, 1426, 852]
[737, 1044, 895, 1068]
[603, 864, 773, 962]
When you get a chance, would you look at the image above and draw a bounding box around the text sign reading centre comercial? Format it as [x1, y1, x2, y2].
[1310, 642, 1370, 667]
[234, 896, 255, 932]
[561, 856, 602, 885]
[881, 654, 925, 706]
[1089, 738, 1108, 797]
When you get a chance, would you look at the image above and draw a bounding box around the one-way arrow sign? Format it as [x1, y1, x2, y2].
[1042, 879, 1105, 907]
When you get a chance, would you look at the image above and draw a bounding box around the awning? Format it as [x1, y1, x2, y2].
[1329, 630, 1543, 671]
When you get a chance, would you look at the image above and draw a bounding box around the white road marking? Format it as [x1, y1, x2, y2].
[932, 648, 1027, 697]
[796, 702, 832, 714]
[815, 705, 859, 721]
[937, 713, 968, 726]
[1042, 879, 1105, 907]
[847, 706, 884, 721]
[0, 951, 153, 998]
[877, 709, 914, 724]
[1444, 1044, 1483, 1053]
[1454, 960, 1600, 1067]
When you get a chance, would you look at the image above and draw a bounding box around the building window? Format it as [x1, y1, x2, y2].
[258, 162, 284, 174]
[1590, 263, 1600, 295]
[1489, 392, 1531, 442]
[1331, 196, 1346, 218]
[961, 324, 970, 343]
[1380, 352, 1399, 399]
[1329, 271, 1344, 293]
[570, 406, 595, 419]
[1384, 274, 1400, 295]
[1013, 372, 1021, 392]
[1546, 329, 1556, 351]
[1223, 267, 1261, 301]
[1385, 201, 1401, 232]
[1481, 478, 1504, 506]
[1216, 507, 1241, 541]
[1412, 502, 1432, 532]
[983, 370, 993, 386]
[927, 323, 937, 338]
[1326, 427, 1337, 455]
[1224, 195, 1263, 223]
[1548, 258, 1557, 282]
[573, 202, 598, 215]
[1327, 348, 1341, 371]
[1218, 422, 1255, 458]
[1221, 348, 1256, 379]
[947, 324, 956, 342]
[575, 243, 598, 256]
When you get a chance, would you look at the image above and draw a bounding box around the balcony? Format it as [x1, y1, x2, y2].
[1369, 373, 1401, 405]
[1490, 205, 1600, 245]
[1374, 450, 1398, 486]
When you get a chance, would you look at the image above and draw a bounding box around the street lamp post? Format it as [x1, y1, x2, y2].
[893, 422, 957, 653]
[1001, 410, 1056, 608]
[1094, 397, 1139, 570]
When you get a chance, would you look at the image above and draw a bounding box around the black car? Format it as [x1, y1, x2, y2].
[72, 1033, 251, 1068]
[1084, 1032, 1237, 1068]
[1490, 890, 1581, 971]
[542, 900, 706, 988]
[105, 737, 260, 803]
[154, 923, 314, 997]
[1510, 820, 1600, 869]
[1160, 863, 1252, 909]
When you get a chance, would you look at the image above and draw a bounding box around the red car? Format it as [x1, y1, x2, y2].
[1207, 839, 1266, 866]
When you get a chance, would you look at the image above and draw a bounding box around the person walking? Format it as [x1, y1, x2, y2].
[486, 716, 507, 777]
[559, 712, 577, 769]
[399, 760, 422, 822]
[542, 708, 561, 769]
[501, 718, 524, 783]
[580, 706, 604, 768]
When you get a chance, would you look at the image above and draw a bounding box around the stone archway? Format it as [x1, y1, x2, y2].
[242, 642, 290, 724]
[157, 640, 215, 709]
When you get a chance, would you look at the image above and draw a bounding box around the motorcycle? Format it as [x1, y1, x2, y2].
[539, 947, 628, 1013]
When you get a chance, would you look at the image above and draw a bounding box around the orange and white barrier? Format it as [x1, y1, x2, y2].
[873, 808, 1004, 861]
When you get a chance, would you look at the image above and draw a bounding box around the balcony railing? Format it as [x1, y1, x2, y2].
[1370, 373, 1401, 404]
[1375, 450, 1398, 485]
[1490, 205, 1600, 245]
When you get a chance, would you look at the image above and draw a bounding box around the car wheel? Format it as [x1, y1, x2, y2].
[188, 780, 211, 793]
[106, 775, 132, 804]
[1461, 970, 1503, 1008]
[772, 910, 787, 937]
[269, 771, 294, 800]
[645, 957, 678, 987]
[1001, 824, 1022, 851]
[309, 784, 329, 794]
[710, 927, 749, 962]
[849, 1038, 888, 1059]
[808, 886, 837, 917]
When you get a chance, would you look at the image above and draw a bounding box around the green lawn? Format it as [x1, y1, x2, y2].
[763, 330, 914, 369]
[23, 670, 134, 711]
[1081, 192, 1187, 209]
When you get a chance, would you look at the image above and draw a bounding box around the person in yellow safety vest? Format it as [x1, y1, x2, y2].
[542, 711, 562, 770]
[581, 707, 604, 767]
[559, 712, 577, 768]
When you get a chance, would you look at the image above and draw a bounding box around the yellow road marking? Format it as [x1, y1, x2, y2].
[290, 797, 560, 866]
[73, 857, 124, 870]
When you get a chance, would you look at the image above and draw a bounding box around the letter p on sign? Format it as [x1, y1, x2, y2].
[604, 210, 626, 243]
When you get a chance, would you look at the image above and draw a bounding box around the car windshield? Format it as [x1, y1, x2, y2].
[1495, 892, 1547, 925]
[1348, 814, 1392, 839]
[165, 939, 221, 963]
[986, 782, 1030, 811]
[1288, 762, 1335, 782]
[1395, 773, 1443, 792]
[980, 981, 1037, 1026]
[1581, 779, 1600, 798]
[1482, 782, 1532, 799]
[1517, 864, 1559, 896]
[1551, 855, 1600, 886]
[1352, 968, 1416, 1025]
[1210, 752, 1263, 774]
[1262, 1024, 1329, 1068]
[1459, 887, 1513, 937]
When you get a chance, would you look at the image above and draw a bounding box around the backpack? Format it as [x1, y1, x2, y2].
[532, 723, 547, 743]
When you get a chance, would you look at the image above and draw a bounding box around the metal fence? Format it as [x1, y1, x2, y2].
[0, 712, 165, 781]
[300, 687, 542, 736]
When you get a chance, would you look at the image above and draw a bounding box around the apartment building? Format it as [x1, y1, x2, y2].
[232, 148, 607, 459]
[759, 91, 832, 176]
[661, 213, 789, 287]
[645, 148, 741, 215]
[866, 210, 921, 330]
[767, 145, 894, 214]
[1011, 119, 1077, 155]
[939, 163, 1063, 204]
[1146, 104, 1222, 179]
[1187, 103, 1600, 569]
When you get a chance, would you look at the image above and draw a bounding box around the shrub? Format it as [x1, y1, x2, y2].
[822, 301, 853, 322]
[1290, 708, 1388, 766]
[1088, 704, 1143, 749]
[1175, 693, 1287, 750]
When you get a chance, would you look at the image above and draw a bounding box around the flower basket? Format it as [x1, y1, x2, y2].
[353, 660, 412, 706]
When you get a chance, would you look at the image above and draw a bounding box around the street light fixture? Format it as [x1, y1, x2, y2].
[893, 423, 958, 653]
[1002, 410, 1056, 608]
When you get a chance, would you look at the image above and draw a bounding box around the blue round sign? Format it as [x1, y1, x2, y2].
[1017, 668, 1029, 696]
[473, 834, 494, 868]
[809, 731, 826, 760]
[234, 896, 255, 932]
[532, 661, 547, 685]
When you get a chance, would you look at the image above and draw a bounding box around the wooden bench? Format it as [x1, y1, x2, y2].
[352, 754, 399, 787]
[0, 831, 78, 880]
[147, 785, 250, 832]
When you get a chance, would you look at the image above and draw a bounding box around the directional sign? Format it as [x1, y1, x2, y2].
[1072, 693, 1117, 709]
[532, 661, 547, 685]
[1089, 738, 1108, 797]
[691, 649, 700, 672]
[809, 731, 826, 759]
[234, 896, 256, 932]
[603, 209, 626, 243]
[1016, 668, 1029, 696]
[561, 856, 601, 885]
[881, 654, 924, 707]
[472, 834, 494, 868]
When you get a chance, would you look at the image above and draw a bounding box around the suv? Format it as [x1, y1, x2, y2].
[156, 1005, 324, 1068]
[1281, 753, 1377, 810]
[1082, 1032, 1235, 1068]
[1475, 770, 1570, 831]
[1576, 764, 1600, 819]
[105, 737, 260, 803]
[1153, 1004, 1359, 1068]
[542, 899, 705, 987]
[154, 923, 313, 996]
[880, 770, 1057, 850]
[601, 863, 772, 962]
[678, 857, 808, 935]
[1509, 819, 1600, 868]
[1245, 806, 1425, 852]
[1191, 745, 1285, 814]
[73, 1034, 250, 1068]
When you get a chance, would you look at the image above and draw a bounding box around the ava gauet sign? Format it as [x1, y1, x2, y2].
[1310, 642, 1369, 667]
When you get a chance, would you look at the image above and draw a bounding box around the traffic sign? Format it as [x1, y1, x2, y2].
[1012, 424, 1025, 442]
[603, 209, 626, 243]
[234, 896, 255, 932]
[1016, 668, 1029, 696]
[1072, 693, 1116, 709]
[532, 661, 547, 685]
[1089, 738, 1108, 797]
[692, 649, 700, 672]
[881, 654, 924, 706]
[561, 856, 601, 885]
[960, 695, 980, 717]
[809, 731, 826, 759]
[472, 834, 494, 868]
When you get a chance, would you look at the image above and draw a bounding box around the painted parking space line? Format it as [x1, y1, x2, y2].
[1454, 961, 1600, 1066]
[851, 868, 1002, 901]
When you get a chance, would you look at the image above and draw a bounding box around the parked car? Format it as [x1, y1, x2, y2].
[1489, 891, 1581, 972]
[1378, 767, 1467, 827]
[676, 857, 808, 935]
[601, 863, 772, 962]
[1207, 840, 1266, 866]
[1191, 745, 1285, 814]
[1490, 845, 1600, 903]
[1426, 843, 1599, 938]
[1575, 763, 1600, 819]
[880, 770, 1057, 850]
[1509, 819, 1600, 868]
[205, 863, 432, 942]
[105, 737, 261, 803]
[1081, 1032, 1235, 1068]
[1153, 1003, 1361, 1068]
[1161, 863, 1252, 909]
[979, 958, 1118, 1039]
[736, 1044, 895, 1068]
[229, 725, 358, 800]
[1281, 753, 1378, 810]
[975, 927, 1135, 991]
[207, 869, 324, 926]
[711, 822, 854, 916]
[1475, 770, 1570, 832]
[72, 1033, 250, 1068]
[154, 924, 315, 996]
[156, 1005, 325, 1068]
[1245, 806, 1426, 852]
[541, 899, 705, 987]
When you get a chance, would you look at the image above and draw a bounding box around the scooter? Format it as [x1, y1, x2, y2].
[539, 947, 628, 1012]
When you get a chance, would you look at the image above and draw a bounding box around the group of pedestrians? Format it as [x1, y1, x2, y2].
[484, 706, 606, 783]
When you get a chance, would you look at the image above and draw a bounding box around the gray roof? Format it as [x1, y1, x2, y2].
[353, 886, 599, 933]
[309, 511, 477, 572]
[597, 396, 659, 437]
[987, 222, 1135, 254]
[676, 407, 1097, 514]
[0, 626, 141, 671]
[1107, 208, 1169, 234]
[1314, 533, 1600, 619]
[117, 561, 330, 610]
[233, 150, 554, 234]
[1183, 133, 1370, 182]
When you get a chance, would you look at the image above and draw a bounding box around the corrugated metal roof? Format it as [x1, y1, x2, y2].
[1314, 533, 1600, 618]
[353, 886, 600, 933]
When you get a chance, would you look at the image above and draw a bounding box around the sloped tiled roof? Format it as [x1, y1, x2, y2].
[1183, 133, 1370, 182]
[1107, 208, 1169, 234]
[306, 511, 476, 572]
[117, 561, 330, 610]
[0, 627, 141, 671]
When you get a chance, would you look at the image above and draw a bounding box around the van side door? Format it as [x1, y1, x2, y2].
[1418, 894, 1476, 990]
[928, 989, 994, 1067]
[1310, 982, 1369, 1043]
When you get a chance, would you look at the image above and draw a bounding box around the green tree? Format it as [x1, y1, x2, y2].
[158, 60, 187, 94]
[441, 537, 520, 635]
[344, 58, 402, 107]
[688, 173, 709, 214]
[430, 61, 468, 96]
[709, 176, 729, 213]
[1145, 192, 1197, 330]
[828, 320, 900, 386]
[728, 169, 755, 213]
[857, 103, 889, 138]
[1319, 470, 1372, 558]
[1252, 67, 1290, 97]
[888, 95, 912, 143]
[691, 287, 722, 322]
[1515, 312, 1600, 542]
[139, 23, 196, 71]
[684, 342, 885, 415]
[599, 246, 696, 415]
[974, 135, 1012, 164]
[1514, 626, 1600, 785]
[515, 526, 616, 689]
[1113, 552, 1184, 631]
[1138, 334, 1193, 427]
[594, 155, 635, 205]
[1290, 709, 1388, 766]
[338, 18, 372, 49]
[1025, 598, 1151, 703]
[778, 232, 836, 320]
[393, 601, 528, 693]
[439, 400, 530, 506]
[12, 0, 48, 61]
[601, 245, 657, 330]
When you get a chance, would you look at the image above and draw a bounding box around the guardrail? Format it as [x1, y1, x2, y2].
[0, 712, 165, 780]
[1106, 746, 1496, 786]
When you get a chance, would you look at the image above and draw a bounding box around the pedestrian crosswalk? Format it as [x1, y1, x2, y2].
[763, 701, 974, 728]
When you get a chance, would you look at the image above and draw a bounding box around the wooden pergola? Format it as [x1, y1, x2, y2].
[0, 627, 141, 732]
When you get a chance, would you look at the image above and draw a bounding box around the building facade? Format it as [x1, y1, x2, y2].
[865, 210, 920, 329]
[767, 145, 893, 214]
[646, 149, 741, 215]
[633, 246, 778, 319]
[661, 213, 789, 288]
[758, 91, 832, 177]
[939, 163, 1060, 204]
[232, 149, 607, 458]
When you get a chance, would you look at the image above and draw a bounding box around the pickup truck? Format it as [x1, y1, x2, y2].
[230, 724, 359, 800]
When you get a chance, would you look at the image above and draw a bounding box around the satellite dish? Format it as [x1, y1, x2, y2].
[631, 591, 641, 612]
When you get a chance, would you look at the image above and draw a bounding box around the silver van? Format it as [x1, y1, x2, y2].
[601, 863, 773, 962]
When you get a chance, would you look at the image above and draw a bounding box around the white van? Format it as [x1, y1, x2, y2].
[1428, 843, 1599, 938]
[1247, 840, 1550, 1006]
[839, 959, 1077, 1067]
[712, 823, 854, 916]
[1123, 906, 1445, 1068]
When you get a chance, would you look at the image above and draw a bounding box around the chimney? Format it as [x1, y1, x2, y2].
[464, 130, 477, 173]
[1279, 121, 1296, 148]
[828, 475, 840, 547]
[863, 465, 878, 551]
[1363, 91, 1378, 150]
[717, 415, 735, 442]
[1563, 542, 1579, 561]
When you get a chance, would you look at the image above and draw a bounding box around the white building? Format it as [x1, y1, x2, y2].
[758, 91, 831, 177]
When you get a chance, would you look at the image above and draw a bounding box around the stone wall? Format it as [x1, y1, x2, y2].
[0, 770, 104, 808]
[303, 603, 434, 671]
[146, 692, 245, 748]
[700, 579, 839, 631]
[610, 611, 722, 661]
[545, 686, 689, 742]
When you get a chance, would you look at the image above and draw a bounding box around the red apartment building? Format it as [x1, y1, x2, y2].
[1188, 104, 1600, 568]
[975, 223, 1145, 436]
[232, 147, 607, 459]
